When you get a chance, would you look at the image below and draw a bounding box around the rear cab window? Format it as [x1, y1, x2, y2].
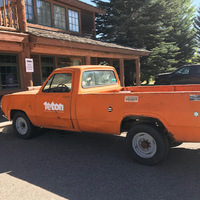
[82, 70, 117, 88]
[42, 73, 72, 93]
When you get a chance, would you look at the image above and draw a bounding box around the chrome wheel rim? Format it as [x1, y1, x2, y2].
[16, 117, 28, 135]
[132, 132, 157, 158]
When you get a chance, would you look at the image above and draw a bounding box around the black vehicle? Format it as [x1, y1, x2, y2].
[154, 65, 200, 85]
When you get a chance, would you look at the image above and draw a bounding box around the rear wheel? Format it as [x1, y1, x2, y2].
[127, 124, 169, 165]
[13, 112, 35, 139]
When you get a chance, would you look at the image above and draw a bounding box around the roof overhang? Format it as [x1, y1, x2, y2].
[28, 27, 150, 59]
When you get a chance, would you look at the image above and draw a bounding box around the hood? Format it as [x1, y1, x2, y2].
[8, 89, 39, 96]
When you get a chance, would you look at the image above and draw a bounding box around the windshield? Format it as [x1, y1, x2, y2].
[82, 70, 117, 88]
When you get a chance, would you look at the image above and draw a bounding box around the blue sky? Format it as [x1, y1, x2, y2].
[81, 0, 199, 9]
[193, 0, 199, 7]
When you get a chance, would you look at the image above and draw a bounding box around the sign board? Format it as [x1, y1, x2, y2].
[25, 58, 34, 72]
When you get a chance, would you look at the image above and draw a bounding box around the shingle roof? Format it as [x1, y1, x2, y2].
[27, 27, 150, 56]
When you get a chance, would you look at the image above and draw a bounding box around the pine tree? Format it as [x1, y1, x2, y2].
[93, 0, 196, 83]
[167, 0, 196, 67]
[195, 7, 200, 49]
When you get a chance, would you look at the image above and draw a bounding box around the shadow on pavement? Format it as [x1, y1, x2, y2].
[1, 126, 200, 200]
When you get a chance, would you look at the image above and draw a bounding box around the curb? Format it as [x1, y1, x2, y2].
[0, 121, 12, 128]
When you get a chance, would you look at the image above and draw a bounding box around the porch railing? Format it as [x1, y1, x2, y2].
[0, 0, 18, 29]
[0, 0, 26, 32]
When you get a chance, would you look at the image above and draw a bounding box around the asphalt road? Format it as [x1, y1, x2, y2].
[1, 126, 200, 200]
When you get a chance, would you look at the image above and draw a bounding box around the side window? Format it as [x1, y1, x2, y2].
[193, 66, 200, 74]
[42, 73, 72, 93]
[176, 67, 190, 75]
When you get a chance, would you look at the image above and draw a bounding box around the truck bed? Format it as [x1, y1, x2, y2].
[123, 85, 200, 93]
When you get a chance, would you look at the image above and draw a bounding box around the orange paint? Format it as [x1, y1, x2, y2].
[2, 65, 200, 142]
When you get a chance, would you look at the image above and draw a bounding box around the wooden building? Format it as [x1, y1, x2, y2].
[0, 0, 149, 95]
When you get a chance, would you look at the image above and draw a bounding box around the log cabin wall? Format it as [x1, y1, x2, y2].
[0, 0, 149, 95]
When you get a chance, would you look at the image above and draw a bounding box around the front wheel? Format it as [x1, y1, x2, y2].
[13, 112, 35, 139]
[127, 124, 169, 165]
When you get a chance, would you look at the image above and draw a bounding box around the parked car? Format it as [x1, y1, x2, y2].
[154, 65, 200, 85]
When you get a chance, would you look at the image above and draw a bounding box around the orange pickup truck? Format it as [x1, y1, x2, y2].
[2, 65, 200, 165]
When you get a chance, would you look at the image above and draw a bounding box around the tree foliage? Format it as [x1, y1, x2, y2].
[195, 7, 200, 49]
[92, 0, 196, 84]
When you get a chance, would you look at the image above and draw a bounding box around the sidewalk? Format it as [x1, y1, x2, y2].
[0, 120, 12, 128]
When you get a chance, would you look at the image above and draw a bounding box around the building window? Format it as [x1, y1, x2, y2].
[71, 58, 82, 66]
[41, 56, 55, 82]
[54, 4, 66, 30]
[25, 0, 34, 23]
[0, 54, 20, 90]
[36, 0, 51, 27]
[68, 9, 79, 32]
[57, 57, 71, 68]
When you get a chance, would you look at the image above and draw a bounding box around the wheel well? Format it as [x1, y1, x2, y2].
[121, 116, 170, 137]
[10, 110, 26, 120]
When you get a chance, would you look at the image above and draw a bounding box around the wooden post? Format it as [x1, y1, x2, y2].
[135, 57, 141, 86]
[119, 58, 125, 86]
[0, 6, 2, 26]
[12, 1, 18, 29]
[7, 1, 12, 27]
[93, 12, 96, 38]
[85, 56, 91, 65]
[51, 2, 54, 28]
[3, 0, 7, 27]
[17, 0, 27, 32]
[33, 0, 37, 24]
[21, 43, 33, 90]
[110, 59, 113, 67]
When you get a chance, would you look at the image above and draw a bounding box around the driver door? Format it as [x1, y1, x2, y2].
[35, 72, 73, 129]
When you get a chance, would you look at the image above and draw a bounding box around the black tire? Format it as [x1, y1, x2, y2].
[126, 124, 169, 165]
[13, 112, 35, 139]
